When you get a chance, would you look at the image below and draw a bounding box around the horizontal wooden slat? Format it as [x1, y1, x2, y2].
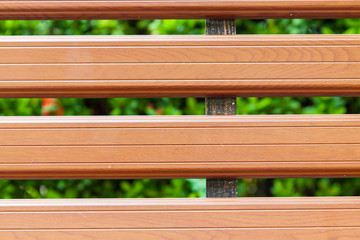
[4, 35, 360, 46]
[0, 197, 360, 239]
[1, 115, 360, 179]
[2, 35, 360, 97]
[4, 63, 360, 80]
[0, 0, 360, 20]
[3, 228, 360, 240]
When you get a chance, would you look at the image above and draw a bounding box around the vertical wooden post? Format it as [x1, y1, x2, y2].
[205, 19, 238, 198]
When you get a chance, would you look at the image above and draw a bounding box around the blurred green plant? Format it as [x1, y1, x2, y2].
[0, 18, 359, 198]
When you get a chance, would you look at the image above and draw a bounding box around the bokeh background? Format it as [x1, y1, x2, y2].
[0, 19, 360, 198]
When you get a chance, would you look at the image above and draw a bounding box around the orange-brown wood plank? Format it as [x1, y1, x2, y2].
[2, 35, 360, 98]
[0, 197, 359, 239]
[3, 228, 360, 240]
[1, 115, 360, 179]
[1, 0, 360, 20]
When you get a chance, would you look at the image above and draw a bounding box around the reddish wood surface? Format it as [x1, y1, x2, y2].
[3, 228, 360, 240]
[0, 197, 359, 239]
[1, 0, 360, 20]
[205, 18, 238, 198]
[2, 35, 360, 97]
[1, 115, 360, 179]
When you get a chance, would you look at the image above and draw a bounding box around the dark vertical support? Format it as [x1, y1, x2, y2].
[206, 19, 238, 198]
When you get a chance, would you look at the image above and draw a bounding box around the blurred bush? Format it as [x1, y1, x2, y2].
[0, 18, 359, 198]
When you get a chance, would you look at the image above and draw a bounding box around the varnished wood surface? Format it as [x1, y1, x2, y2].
[3, 228, 360, 240]
[1, 0, 360, 20]
[2, 35, 360, 97]
[0, 197, 360, 239]
[205, 19, 238, 198]
[2, 115, 360, 178]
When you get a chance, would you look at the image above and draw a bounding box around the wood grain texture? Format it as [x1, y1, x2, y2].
[0, 197, 359, 239]
[1, 0, 360, 20]
[205, 18, 238, 198]
[1, 115, 360, 179]
[2, 228, 360, 240]
[2, 35, 360, 97]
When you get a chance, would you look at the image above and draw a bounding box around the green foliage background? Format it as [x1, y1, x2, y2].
[0, 19, 360, 198]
